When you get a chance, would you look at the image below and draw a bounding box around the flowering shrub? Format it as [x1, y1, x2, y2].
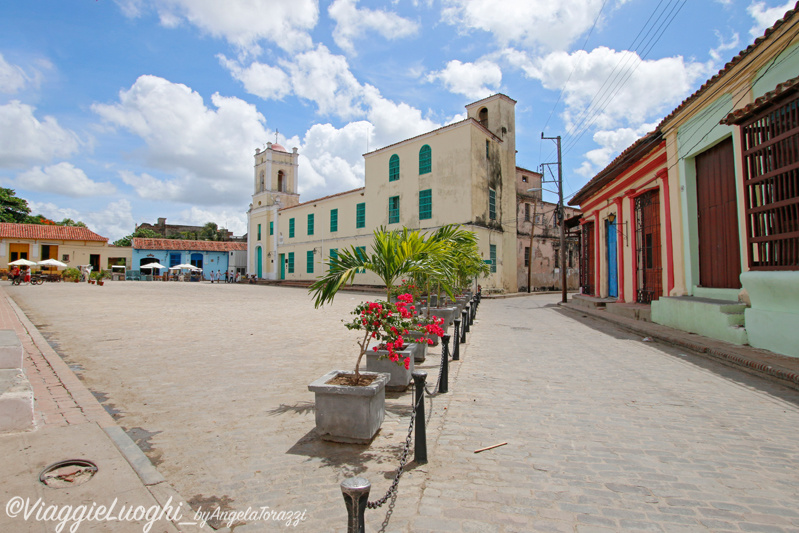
[389, 279, 421, 301]
[344, 293, 444, 381]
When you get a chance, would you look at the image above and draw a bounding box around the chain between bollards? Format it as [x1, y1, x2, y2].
[439, 334, 450, 394]
[452, 319, 461, 360]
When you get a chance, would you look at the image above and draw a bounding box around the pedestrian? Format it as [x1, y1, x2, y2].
[224, 270, 229, 283]
[209, 270, 215, 283]
[235, 271, 240, 283]
[10, 265, 20, 282]
[217, 270, 222, 284]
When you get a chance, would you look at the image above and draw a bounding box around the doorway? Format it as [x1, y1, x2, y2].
[606, 218, 618, 298]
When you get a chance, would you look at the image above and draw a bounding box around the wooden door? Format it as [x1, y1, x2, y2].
[695, 138, 741, 288]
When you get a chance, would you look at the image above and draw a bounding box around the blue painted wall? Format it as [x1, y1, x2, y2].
[131, 249, 229, 280]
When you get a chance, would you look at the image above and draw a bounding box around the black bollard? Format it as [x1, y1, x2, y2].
[452, 319, 461, 360]
[460, 310, 467, 343]
[412, 371, 427, 464]
[462, 309, 470, 335]
[470, 298, 476, 325]
[341, 477, 370, 533]
[440, 334, 450, 394]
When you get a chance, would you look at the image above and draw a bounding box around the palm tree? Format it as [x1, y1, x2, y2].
[309, 225, 454, 307]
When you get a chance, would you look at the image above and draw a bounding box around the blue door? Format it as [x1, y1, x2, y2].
[606, 219, 618, 298]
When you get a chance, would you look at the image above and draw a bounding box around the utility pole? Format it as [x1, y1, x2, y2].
[541, 133, 567, 304]
[526, 189, 540, 293]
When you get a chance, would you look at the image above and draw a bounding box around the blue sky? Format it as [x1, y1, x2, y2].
[0, 0, 795, 241]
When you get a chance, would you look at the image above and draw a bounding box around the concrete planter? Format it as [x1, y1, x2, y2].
[406, 332, 429, 362]
[421, 306, 459, 331]
[308, 370, 389, 444]
[366, 344, 419, 391]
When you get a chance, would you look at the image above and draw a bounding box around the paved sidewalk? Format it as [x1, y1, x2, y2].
[3, 284, 799, 532]
[560, 300, 799, 391]
[0, 288, 203, 533]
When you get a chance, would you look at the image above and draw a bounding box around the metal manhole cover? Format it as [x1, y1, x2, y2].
[39, 460, 98, 488]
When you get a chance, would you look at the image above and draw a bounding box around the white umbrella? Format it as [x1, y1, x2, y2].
[38, 259, 68, 268]
[140, 262, 167, 270]
[169, 263, 197, 270]
[9, 259, 37, 266]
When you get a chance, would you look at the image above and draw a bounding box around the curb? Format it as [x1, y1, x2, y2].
[560, 302, 799, 392]
[4, 293, 205, 533]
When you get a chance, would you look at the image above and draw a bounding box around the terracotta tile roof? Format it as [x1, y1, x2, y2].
[0, 223, 108, 242]
[132, 238, 247, 251]
[657, 1, 798, 131]
[569, 130, 663, 206]
[720, 75, 799, 125]
[279, 187, 366, 212]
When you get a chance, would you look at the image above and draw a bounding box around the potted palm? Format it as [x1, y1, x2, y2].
[307, 226, 454, 443]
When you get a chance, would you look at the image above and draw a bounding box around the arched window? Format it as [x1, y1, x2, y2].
[419, 145, 431, 175]
[277, 170, 284, 192]
[479, 107, 488, 128]
[259, 171, 265, 192]
[389, 154, 399, 182]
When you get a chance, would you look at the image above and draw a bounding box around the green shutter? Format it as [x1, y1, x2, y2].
[289, 218, 295, 238]
[307, 213, 314, 236]
[356, 203, 365, 229]
[330, 248, 338, 262]
[330, 208, 338, 232]
[490, 244, 496, 273]
[419, 145, 431, 174]
[389, 196, 400, 224]
[306, 250, 314, 273]
[419, 189, 432, 220]
[269, 221, 273, 235]
[288, 252, 295, 274]
[257, 223, 261, 240]
[489, 189, 496, 220]
[356, 246, 366, 273]
[389, 154, 399, 181]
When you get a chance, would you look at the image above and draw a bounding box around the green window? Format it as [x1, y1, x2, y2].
[306, 250, 314, 273]
[330, 248, 338, 262]
[257, 223, 261, 240]
[307, 213, 314, 236]
[289, 218, 295, 238]
[388, 196, 400, 224]
[486, 140, 490, 159]
[419, 145, 431, 174]
[330, 208, 338, 232]
[288, 252, 295, 274]
[356, 246, 366, 273]
[356, 202, 366, 229]
[269, 221, 274, 235]
[490, 244, 497, 273]
[489, 189, 496, 221]
[419, 189, 432, 220]
[389, 154, 399, 182]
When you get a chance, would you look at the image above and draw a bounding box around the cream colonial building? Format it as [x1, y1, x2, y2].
[247, 94, 523, 292]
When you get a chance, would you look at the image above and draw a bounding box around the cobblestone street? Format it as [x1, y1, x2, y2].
[7, 282, 799, 532]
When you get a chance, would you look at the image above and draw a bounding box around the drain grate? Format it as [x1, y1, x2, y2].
[39, 460, 98, 488]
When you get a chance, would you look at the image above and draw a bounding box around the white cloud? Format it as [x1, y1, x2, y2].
[296, 121, 370, 197]
[177, 206, 248, 236]
[427, 59, 502, 99]
[92, 75, 269, 205]
[709, 30, 740, 64]
[516, 46, 708, 132]
[442, 0, 606, 51]
[574, 124, 655, 178]
[148, 0, 319, 54]
[0, 53, 27, 94]
[362, 86, 441, 148]
[0, 101, 81, 168]
[16, 163, 116, 197]
[218, 56, 291, 100]
[284, 45, 367, 118]
[113, 0, 145, 18]
[747, 1, 795, 37]
[28, 199, 136, 242]
[328, 0, 419, 55]
[119, 170, 184, 201]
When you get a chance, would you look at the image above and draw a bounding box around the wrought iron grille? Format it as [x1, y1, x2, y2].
[580, 222, 594, 295]
[635, 189, 663, 304]
[739, 91, 799, 270]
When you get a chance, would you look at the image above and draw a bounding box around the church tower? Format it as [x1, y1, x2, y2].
[247, 142, 300, 279]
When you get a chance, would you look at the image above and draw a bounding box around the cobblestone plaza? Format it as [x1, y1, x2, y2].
[7, 282, 799, 532]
